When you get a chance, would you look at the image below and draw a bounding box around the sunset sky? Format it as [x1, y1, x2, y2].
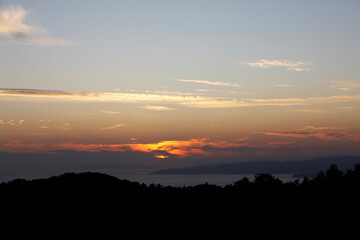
[1, 0, 360, 174]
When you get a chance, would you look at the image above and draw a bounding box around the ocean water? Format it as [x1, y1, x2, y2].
[96, 169, 298, 187]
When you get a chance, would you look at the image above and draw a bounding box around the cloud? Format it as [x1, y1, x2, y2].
[294, 109, 326, 113]
[177, 79, 241, 87]
[2, 135, 359, 160]
[1, 140, 47, 153]
[0, 5, 70, 45]
[331, 81, 360, 92]
[142, 105, 174, 111]
[273, 84, 294, 87]
[0, 88, 250, 108]
[0, 88, 75, 96]
[338, 88, 352, 91]
[0, 119, 25, 128]
[339, 106, 355, 110]
[99, 110, 121, 114]
[258, 126, 360, 142]
[0, 138, 256, 158]
[1, 88, 360, 109]
[244, 59, 311, 71]
[145, 90, 196, 96]
[126, 138, 258, 158]
[248, 95, 360, 106]
[100, 123, 127, 130]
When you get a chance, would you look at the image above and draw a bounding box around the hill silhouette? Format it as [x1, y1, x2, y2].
[1, 164, 360, 238]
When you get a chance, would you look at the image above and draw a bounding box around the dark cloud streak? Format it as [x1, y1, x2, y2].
[0, 88, 72, 95]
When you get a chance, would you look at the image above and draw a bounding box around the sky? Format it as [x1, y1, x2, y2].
[0, 0, 360, 174]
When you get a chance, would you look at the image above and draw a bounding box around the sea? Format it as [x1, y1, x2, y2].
[95, 168, 298, 187]
[0, 168, 299, 186]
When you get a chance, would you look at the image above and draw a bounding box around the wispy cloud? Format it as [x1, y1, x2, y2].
[2, 88, 360, 109]
[273, 84, 294, 87]
[142, 105, 174, 111]
[0, 88, 74, 96]
[0, 5, 70, 45]
[294, 109, 326, 113]
[177, 79, 241, 87]
[247, 95, 360, 106]
[244, 59, 311, 71]
[258, 126, 360, 142]
[331, 81, 360, 92]
[0, 88, 99, 101]
[338, 106, 355, 110]
[100, 123, 127, 130]
[99, 110, 121, 114]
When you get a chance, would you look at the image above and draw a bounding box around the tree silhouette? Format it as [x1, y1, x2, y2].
[233, 177, 250, 187]
[314, 170, 326, 183]
[254, 173, 282, 185]
[0, 164, 360, 238]
[326, 164, 343, 179]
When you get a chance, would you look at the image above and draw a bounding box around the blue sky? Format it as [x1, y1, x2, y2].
[1, 0, 359, 94]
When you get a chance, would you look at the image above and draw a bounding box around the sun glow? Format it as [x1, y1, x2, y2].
[0, 138, 251, 158]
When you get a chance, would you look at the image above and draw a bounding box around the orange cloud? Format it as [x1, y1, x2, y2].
[2, 132, 358, 159]
[0, 138, 254, 158]
[258, 126, 360, 142]
[126, 139, 209, 157]
[2, 140, 47, 153]
[141, 105, 174, 111]
[56, 143, 129, 152]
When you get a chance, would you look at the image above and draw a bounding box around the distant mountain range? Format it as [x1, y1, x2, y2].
[152, 155, 360, 178]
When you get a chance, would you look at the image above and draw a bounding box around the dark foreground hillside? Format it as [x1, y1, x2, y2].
[1, 164, 360, 238]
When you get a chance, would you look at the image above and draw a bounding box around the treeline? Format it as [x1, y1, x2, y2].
[0, 164, 360, 238]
